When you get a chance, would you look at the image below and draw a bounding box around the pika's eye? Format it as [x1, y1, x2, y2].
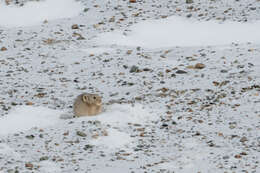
[93, 96, 96, 99]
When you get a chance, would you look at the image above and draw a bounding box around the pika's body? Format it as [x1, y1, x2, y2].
[73, 93, 102, 117]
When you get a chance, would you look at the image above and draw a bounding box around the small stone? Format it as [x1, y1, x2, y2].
[11, 102, 18, 106]
[186, 0, 193, 4]
[25, 163, 33, 170]
[186, 14, 192, 18]
[39, 156, 49, 161]
[165, 69, 171, 73]
[194, 63, 205, 69]
[234, 154, 241, 159]
[26, 102, 34, 105]
[83, 8, 89, 12]
[1, 47, 7, 51]
[172, 121, 177, 125]
[220, 69, 228, 73]
[240, 152, 247, 155]
[25, 135, 35, 139]
[83, 144, 93, 150]
[109, 16, 115, 22]
[126, 50, 133, 54]
[240, 136, 248, 142]
[161, 123, 168, 127]
[130, 65, 139, 73]
[143, 68, 151, 71]
[223, 155, 229, 159]
[176, 70, 187, 74]
[71, 24, 79, 29]
[171, 73, 176, 77]
[129, 0, 136, 3]
[76, 131, 87, 137]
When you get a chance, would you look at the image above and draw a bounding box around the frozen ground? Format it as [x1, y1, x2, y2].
[0, 0, 259, 172]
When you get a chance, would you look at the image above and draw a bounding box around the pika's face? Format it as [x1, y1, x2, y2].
[82, 94, 102, 105]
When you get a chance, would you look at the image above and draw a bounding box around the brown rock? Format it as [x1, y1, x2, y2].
[71, 24, 79, 29]
[240, 136, 248, 142]
[26, 102, 34, 105]
[234, 154, 241, 159]
[129, 0, 136, 3]
[194, 63, 205, 69]
[186, 0, 193, 4]
[0, 47, 7, 51]
[126, 50, 133, 54]
[25, 163, 33, 170]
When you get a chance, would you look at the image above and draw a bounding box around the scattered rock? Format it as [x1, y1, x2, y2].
[194, 63, 205, 69]
[129, 0, 137, 3]
[25, 135, 35, 140]
[76, 131, 87, 137]
[130, 65, 139, 73]
[26, 102, 34, 105]
[83, 144, 94, 150]
[240, 136, 248, 142]
[186, 0, 193, 4]
[1, 47, 7, 51]
[25, 163, 33, 170]
[126, 50, 133, 54]
[39, 156, 49, 161]
[71, 24, 79, 29]
[176, 70, 187, 74]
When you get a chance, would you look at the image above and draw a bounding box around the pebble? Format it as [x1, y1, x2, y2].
[76, 131, 87, 137]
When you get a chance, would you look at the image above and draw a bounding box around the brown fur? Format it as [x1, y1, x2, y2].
[73, 93, 102, 117]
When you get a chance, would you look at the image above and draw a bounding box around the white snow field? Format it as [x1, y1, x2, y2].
[0, 0, 259, 172]
[0, 104, 155, 149]
[93, 16, 260, 48]
[89, 128, 133, 149]
[86, 104, 157, 125]
[0, 0, 83, 27]
[0, 106, 62, 135]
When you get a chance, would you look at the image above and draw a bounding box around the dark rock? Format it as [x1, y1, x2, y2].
[240, 136, 248, 142]
[130, 65, 139, 73]
[176, 70, 187, 74]
[186, 0, 193, 4]
[76, 131, 87, 137]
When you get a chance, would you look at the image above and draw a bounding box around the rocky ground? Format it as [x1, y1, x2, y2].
[0, 0, 259, 172]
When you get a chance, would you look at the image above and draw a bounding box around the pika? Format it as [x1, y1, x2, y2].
[73, 93, 102, 117]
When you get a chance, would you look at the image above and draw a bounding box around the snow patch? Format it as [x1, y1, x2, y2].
[0, 143, 21, 159]
[90, 128, 133, 149]
[0, 0, 83, 27]
[0, 106, 62, 135]
[93, 16, 260, 48]
[80, 47, 115, 55]
[39, 161, 62, 173]
[86, 104, 158, 125]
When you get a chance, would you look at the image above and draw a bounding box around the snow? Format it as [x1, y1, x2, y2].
[82, 104, 157, 149]
[80, 47, 115, 55]
[0, 143, 21, 159]
[0, 104, 154, 148]
[0, 0, 83, 28]
[86, 104, 157, 125]
[0, 106, 62, 135]
[39, 161, 62, 173]
[90, 128, 133, 149]
[93, 16, 260, 48]
[0, 0, 259, 172]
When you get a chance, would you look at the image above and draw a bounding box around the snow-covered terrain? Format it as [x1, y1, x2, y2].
[0, 0, 259, 172]
[93, 16, 260, 48]
[0, 0, 83, 27]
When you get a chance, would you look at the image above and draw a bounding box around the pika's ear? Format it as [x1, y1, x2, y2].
[82, 95, 88, 102]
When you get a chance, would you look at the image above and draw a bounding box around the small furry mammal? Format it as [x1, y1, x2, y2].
[73, 93, 102, 117]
